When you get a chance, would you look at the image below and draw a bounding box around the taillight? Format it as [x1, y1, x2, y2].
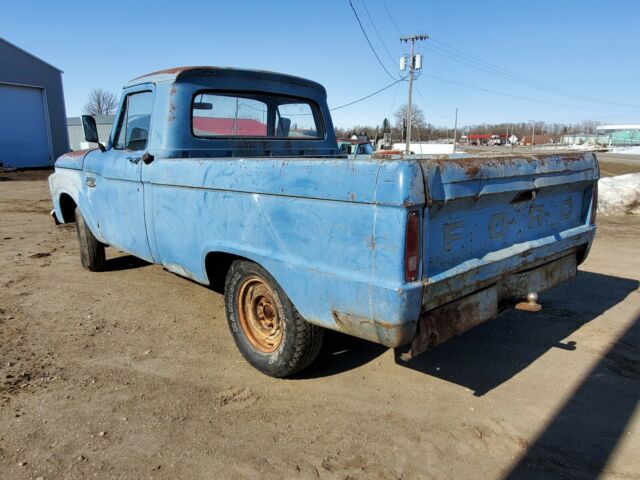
[404, 210, 421, 282]
[590, 181, 598, 225]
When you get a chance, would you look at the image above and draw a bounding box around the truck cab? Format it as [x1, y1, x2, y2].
[337, 139, 374, 158]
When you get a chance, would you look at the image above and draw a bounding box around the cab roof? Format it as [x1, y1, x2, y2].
[126, 66, 326, 93]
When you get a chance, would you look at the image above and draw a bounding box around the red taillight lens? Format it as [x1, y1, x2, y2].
[404, 210, 421, 282]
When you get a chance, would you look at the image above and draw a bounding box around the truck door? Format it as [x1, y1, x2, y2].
[82, 88, 154, 262]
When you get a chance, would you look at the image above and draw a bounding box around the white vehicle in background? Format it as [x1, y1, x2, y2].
[488, 135, 503, 146]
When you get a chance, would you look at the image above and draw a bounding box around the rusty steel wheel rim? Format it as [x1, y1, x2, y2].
[237, 275, 283, 353]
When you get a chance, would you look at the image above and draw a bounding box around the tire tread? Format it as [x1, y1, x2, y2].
[224, 260, 323, 377]
[75, 208, 105, 272]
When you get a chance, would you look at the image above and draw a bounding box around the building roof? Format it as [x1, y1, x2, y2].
[467, 133, 507, 139]
[0, 36, 63, 73]
[67, 115, 116, 126]
[521, 134, 552, 144]
[192, 117, 266, 136]
[126, 66, 325, 93]
[596, 124, 640, 131]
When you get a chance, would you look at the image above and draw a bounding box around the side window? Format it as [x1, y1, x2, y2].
[276, 102, 318, 138]
[114, 91, 153, 150]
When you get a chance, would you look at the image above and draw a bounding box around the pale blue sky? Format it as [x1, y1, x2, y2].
[2, 0, 639, 128]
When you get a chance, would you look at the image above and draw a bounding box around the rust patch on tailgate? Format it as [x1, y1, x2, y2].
[463, 163, 481, 178]
[428, 152, 590, 180]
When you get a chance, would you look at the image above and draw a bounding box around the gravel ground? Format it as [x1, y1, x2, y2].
[1, 170, 638, 480]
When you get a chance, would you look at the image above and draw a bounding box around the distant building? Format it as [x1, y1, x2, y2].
[350, 134, 369, 142]
[466, 133, 508, 146]
[0, 37, 68, 168]
[67, 115, 115, 151]
[521, 134, 552, 146]
[595, 124, 640, 146]
[561, 133, 599, 145]
[561, 125, 640, 146]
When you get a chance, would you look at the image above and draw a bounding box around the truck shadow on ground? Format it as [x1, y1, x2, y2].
[102, 253, 151, 272]
[298, 330, 388, 379]
[301, 272, 638, 395]
[504, 312, 639, 479]
[396, 271, 638, 396]
[302, 271, 639, 479]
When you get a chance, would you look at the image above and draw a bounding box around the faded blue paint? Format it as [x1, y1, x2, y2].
[49, 67, 599, 349]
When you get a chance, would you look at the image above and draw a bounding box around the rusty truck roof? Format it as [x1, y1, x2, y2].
[126, 66, 326, 93]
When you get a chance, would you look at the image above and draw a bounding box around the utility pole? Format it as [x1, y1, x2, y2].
[453, 108, 458, 153]
[529, 120, 535, 149]
[400, 34, 429, 155]
[532, 123, 536, 149]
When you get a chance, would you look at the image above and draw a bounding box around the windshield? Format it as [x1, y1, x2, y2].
[357, 143, 374, 155]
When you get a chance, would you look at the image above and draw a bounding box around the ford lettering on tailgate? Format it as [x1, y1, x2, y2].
[427, 188, 585, 278]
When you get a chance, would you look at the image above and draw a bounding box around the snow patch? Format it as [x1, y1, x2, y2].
[610, 146, 640, 155]
[392, 143, 455, 154]
[597, 173, 640, 216]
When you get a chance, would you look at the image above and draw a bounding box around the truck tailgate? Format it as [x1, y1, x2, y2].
[419, 152, 598, 310]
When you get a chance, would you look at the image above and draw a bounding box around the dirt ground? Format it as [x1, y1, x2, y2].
[1, 169, 639, 480]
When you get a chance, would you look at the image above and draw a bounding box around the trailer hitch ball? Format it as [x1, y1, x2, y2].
[515, 292, 542, 312]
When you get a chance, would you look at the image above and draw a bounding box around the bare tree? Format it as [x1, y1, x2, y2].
[83, 88, 119, 116]
[393, 104, 426, 130]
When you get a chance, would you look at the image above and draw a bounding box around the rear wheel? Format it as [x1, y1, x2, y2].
[74, 207, 105, 272]
[224, 260, 323, 377]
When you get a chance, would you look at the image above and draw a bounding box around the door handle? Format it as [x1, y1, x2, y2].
[86, 177, 96, 188]
[127, 156, 141, 164]
[142, 152, 155, 165]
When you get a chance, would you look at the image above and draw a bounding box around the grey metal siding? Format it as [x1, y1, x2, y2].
[0, 38, 68, 165]
[67, 115, 115, 151]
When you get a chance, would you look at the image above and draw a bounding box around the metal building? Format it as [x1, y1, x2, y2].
[67, 115, 115, 151]
[0, 37, 68, 168]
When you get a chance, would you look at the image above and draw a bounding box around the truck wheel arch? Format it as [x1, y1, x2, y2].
[59, 193, 78, 223]
[204, 251, 292, 302]
[204, 251, 252, 294]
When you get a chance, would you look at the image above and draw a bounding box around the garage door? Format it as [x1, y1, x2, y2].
[0, 83, 51, 168]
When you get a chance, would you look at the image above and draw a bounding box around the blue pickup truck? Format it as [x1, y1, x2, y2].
[49, 67, 599, 377]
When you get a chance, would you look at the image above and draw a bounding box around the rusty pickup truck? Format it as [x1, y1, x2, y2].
[48, 67, 599, 377]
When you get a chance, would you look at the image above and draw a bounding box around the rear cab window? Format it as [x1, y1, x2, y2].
[191, 92, 324, 140]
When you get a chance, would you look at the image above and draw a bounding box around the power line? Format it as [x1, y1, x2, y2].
[425, 43, 557, 91]
[380, 0, 403, 35]
[331, 79, 404, 110]
[596, 108, 640, 119]
[414, 85, 456, 118]
[425, 43, 593, 104]
[387, 80, 401, 120]
[427, 38, 640, 109]
[347, 0, 399, 81]
[359, 0, 398, 65]
[423, 73, 630, 112]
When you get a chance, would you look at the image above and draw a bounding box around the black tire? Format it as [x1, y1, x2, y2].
[224, 260, 323, 377]
[74, 207, 105, 272]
